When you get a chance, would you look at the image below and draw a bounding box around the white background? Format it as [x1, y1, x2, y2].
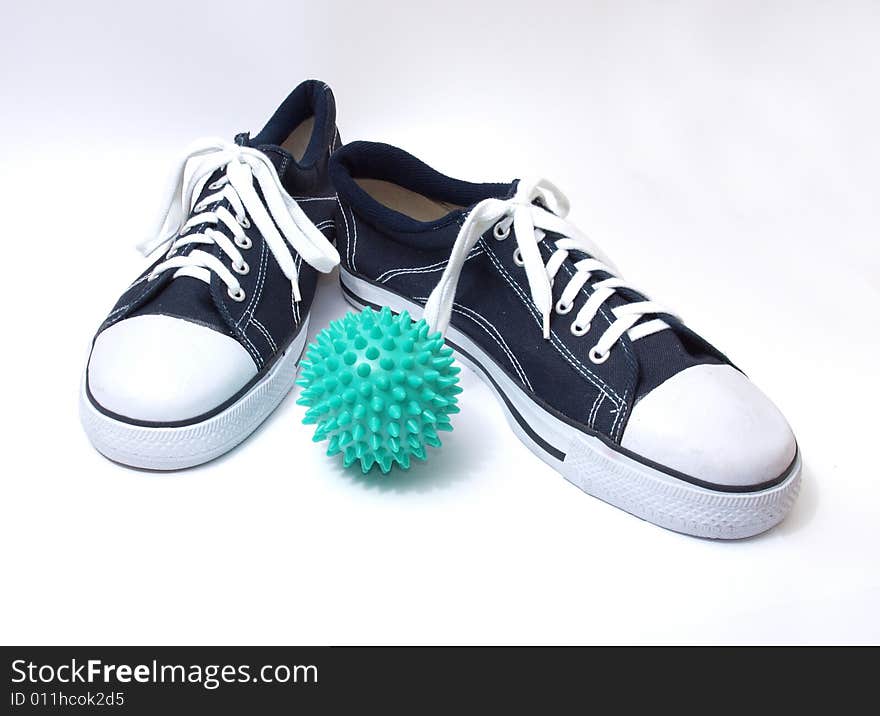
[2, 1, 878, 645]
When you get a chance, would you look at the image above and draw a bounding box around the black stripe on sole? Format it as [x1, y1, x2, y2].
[339, 274, 800, 495]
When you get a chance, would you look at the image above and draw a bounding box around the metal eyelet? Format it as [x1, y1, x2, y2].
[512, 248, 524, 266]
[208, 179, 225, 190]
[493, 222, 510, 240]
[233, 261, 249, 275]
[555, 300, 573, 315]
[228, 286, 246, 302]
[570, 322, 589, 337]
[589, 347, 610, 364]
[237, 215, 251, 228]
[234, 235, 252, 250]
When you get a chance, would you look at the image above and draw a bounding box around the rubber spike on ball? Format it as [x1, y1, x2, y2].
[297, 306, 462, 474]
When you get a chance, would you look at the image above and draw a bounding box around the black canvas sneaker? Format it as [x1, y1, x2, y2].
[329, 142, 802, 538]
[80, 80, 342, 469]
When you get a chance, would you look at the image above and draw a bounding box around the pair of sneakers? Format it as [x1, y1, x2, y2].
[80, 80, 801, 539]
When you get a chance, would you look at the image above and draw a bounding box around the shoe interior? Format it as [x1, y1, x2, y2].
[281, 116, 315, 162]
[329, 142, 513, 233]
[354, 178, 463, 221]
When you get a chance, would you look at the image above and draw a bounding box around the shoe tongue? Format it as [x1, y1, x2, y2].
[256, 144, 295, 178]
[235, 131, 295, 181]
[133, 274, 226, 333]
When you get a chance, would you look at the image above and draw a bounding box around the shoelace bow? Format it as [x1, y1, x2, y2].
[138, 138, 339, 303]
[423, 178, 674, 364]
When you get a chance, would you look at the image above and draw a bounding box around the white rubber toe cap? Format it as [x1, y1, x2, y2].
[87, 315, 257, 423]
[621, 364, 796, 488]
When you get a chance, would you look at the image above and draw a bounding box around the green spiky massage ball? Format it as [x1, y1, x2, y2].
[296, 306, 462, 474]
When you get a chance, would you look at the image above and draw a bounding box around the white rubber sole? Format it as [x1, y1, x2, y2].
[340, 270, 802, 539]
[79, 319, 309, 471]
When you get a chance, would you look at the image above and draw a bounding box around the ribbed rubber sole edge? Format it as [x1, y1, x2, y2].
[340, 269, 802, 539]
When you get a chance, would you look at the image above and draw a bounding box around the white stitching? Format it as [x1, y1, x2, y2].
[377, 247, 484, 284]
[250, 243, 270, 325]
[336, 196, 352, 269]
[104, 278, 152, 323]
[237, 239, 267, 328]
[239, 330, 263, 367]
[348, 202, 358, 273]
[588, 391, 605, 429]
[106, 303, 131, 319]
[125, 275, 149, 291]
[414, 296, 533, 390]
[611, 388, 628, 441]
[291, 254, 302, 324]
[315, 219, 334, 239]
[485, 242, 622, 402]
[450, 303, 533, 390]
[482, 240, 622, 407]
[251, 318, 278, 353]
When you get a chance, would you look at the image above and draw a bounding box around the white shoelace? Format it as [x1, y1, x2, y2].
[424, 178, 674, 364]
[138, 138, 339, 303]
